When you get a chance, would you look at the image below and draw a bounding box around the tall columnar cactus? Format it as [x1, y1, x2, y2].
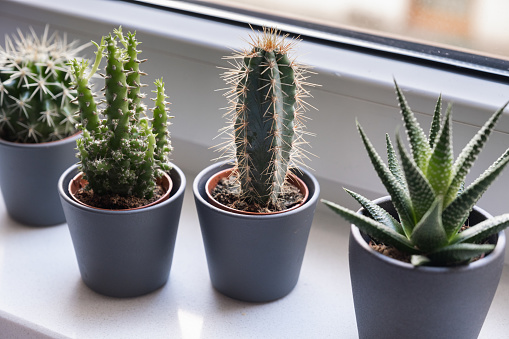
[220, 27, 315, 209]
[0, 26, 88, 143]
[70, 27, 172, 199]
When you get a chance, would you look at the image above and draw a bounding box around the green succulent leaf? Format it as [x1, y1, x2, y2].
[344, 189, 404, 235]
[394, 80, 432, 172]
[428, 94, 442, 149]
[322, 199, 418, 253]
[410, 197, 448, 252]
[451, 213, 509, 245]
[425, 243, 496, 266]
[443, 149, 509, 237]
[426, 104, 453, 197]
[445, 103, 508, 206]
[386, 134, 405, 188]
[396, 134, 435, 223]
[357, 122, 414, 232]
[410, 255, 431, 266]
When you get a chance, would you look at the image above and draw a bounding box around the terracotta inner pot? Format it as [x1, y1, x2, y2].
[205, 167, 309, 215]
[69, 172, 173, 211]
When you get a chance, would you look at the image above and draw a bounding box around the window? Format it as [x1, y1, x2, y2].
[128, 0, 509, 78]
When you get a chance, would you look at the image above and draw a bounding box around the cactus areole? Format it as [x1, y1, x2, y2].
[69, 27, 173, 209]
[214, 27, 315, 213]
[0, 26, 89, 143]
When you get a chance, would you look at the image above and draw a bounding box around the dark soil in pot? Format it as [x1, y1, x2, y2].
[206, 167, 309, 215]
[69, 172, 172, 210]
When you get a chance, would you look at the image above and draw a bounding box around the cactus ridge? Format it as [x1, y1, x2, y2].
[0, 25, 89, 143]
[218, 27, 316, 209]
[70, 27, 172, 199]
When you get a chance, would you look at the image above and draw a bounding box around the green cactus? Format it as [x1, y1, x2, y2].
[322, 81, 509, 266]
[0, 26, 89, 143]
[219, 27, 314, 210]
[70, 27, 172, 200]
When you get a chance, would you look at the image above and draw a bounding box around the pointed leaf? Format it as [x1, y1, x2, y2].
[451, 213, 509, 245]
[394, 80, 432, 171]
[426, 104, 453, 196]
[357, 122, 415, 232]
[425, 243, 495, 266]
[396, 134, 435, 222]
[386, 134, 405, 188]
[411, 255, 430, 266]
[445, 102, 508, 206]
[344, 188, 404, 235]
[443, 149, 509, 237]
[322, 199, 418, 253]
[429, 94, 442, 149]
[410, 197, 448, 252]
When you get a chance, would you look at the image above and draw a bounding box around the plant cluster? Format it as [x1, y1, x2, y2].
[217, 27, 316, 210]
[70, 27, 172, 199]
[323, 81, 509, 266]
[0, 26, 88, 143]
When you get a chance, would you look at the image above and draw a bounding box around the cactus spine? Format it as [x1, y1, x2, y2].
[221, 27, 314, 209]
[70, 27, 172, 199]
[0, 26, 88, 143]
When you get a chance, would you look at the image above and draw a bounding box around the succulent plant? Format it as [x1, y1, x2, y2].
[0, 26, 88, 143]
[70, 27, 172, 199]
[322, 81, 509, 266]
[218, 27, 315, 210]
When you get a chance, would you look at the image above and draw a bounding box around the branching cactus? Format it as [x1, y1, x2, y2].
[0, 26, 89, 143]
[323, 81, 509, 266]
[219, 27, 315, 209]
[70, 27, 172, 199]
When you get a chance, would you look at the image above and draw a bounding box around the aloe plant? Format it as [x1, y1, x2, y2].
[69, 27, 172, 199]
[0, 26, 88, 143]
[218, 27, 314, 210]
[322, 81, 509, 266]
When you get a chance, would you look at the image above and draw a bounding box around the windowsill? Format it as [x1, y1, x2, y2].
[1, 174, 509, 338]
[1, 0, 509, 337]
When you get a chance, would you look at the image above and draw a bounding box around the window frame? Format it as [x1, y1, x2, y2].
[126, 0, 509, 80]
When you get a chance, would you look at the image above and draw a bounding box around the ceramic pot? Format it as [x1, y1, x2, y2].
[349, 196, 505, 339]
[193, 161, 320, 302]
[0, 134, 80, 226]
[58, 164, 186, 298]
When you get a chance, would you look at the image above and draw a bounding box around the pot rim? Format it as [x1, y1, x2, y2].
[59, 163, 186, 215]
[193, 160, 320, 219]
[0, 131, 81, 148]
[68, 171, 173, 211]
[205, 167, 309, 215]
[351, 195, 507, 272]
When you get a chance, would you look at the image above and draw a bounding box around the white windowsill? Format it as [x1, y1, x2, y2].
[1, 176, 509, 338]
[1, 0, 509, 337]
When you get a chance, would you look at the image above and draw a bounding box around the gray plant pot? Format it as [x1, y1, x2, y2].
[58, 163, 186, 298]
[350, 196, 506, 339]
[193, 161, 320, 302]
[0, 134, 80, 226]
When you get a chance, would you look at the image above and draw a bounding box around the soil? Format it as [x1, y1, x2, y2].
[74, 185, 165, 210]
[211, 174, 304, 213]
[369, 239, 412, 263]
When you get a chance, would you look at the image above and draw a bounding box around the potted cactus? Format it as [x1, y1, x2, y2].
[322, 81, 509, 339]
[58, 27, 185, 298]
[0, 26, 88, 226]
[193, 27, 320, 302]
